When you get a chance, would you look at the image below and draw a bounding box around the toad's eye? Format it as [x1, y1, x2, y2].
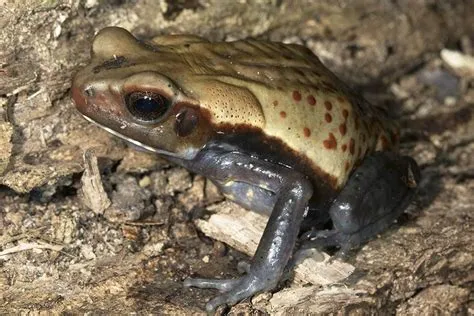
[125, 91, 171, 122]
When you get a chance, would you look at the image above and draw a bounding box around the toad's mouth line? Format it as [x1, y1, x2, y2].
[80, 114, 190, 159]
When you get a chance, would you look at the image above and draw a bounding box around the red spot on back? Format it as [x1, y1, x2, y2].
[293, 90, 302, 101]
[325, 113, 332, 123]
[307, 95, 316, 105]
[323, 133, 337, 150]
[342, 109, 349, 120]
[337, 96, 346, 103]
[280, 111, 287, 118]
[349, 138, 355, 155]
[303, 127, 311, 137]
[273, 100, 278, 106]
[339, 123, 347, 136]
[324, 101, 333, 111]
[342, 144, 347, 152]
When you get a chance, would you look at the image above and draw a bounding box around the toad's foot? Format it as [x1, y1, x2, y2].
[184, 274, 275, 312]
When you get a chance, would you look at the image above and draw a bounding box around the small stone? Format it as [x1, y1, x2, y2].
[166, 168, 192, 194]
[139, 175, 151, 187]
[444, 96, 457, 106]
[81, 244, 96, 260]
[212, 241, 227, 257]
[142, 242, 165, 257]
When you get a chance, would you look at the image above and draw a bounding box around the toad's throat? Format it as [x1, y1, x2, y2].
[81, 114, 192, 159]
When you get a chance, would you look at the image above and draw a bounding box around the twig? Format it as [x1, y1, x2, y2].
[0, 241, 64, 258]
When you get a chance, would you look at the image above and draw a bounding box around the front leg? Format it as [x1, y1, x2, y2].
[183, 152, 313, 311]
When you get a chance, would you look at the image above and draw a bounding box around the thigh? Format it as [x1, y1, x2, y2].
[301, 151, 420, 249]
[217, 180, 276, 215]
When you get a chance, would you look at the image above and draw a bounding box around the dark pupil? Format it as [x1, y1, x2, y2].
[126, 92, 170, 122]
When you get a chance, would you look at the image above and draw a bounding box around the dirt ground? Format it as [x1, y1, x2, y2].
[1, 1, 473, 314]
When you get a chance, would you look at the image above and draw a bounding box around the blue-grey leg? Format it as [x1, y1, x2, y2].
[182, 152, 313, 312]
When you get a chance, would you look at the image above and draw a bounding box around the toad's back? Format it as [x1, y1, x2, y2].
[78, 29, 400, 188]
[157, 37, 399, 188]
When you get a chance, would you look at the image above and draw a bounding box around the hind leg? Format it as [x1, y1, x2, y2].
[301, 152, 420, 252]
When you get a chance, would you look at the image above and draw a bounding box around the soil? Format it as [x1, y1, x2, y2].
[1, 1, 473, 314]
